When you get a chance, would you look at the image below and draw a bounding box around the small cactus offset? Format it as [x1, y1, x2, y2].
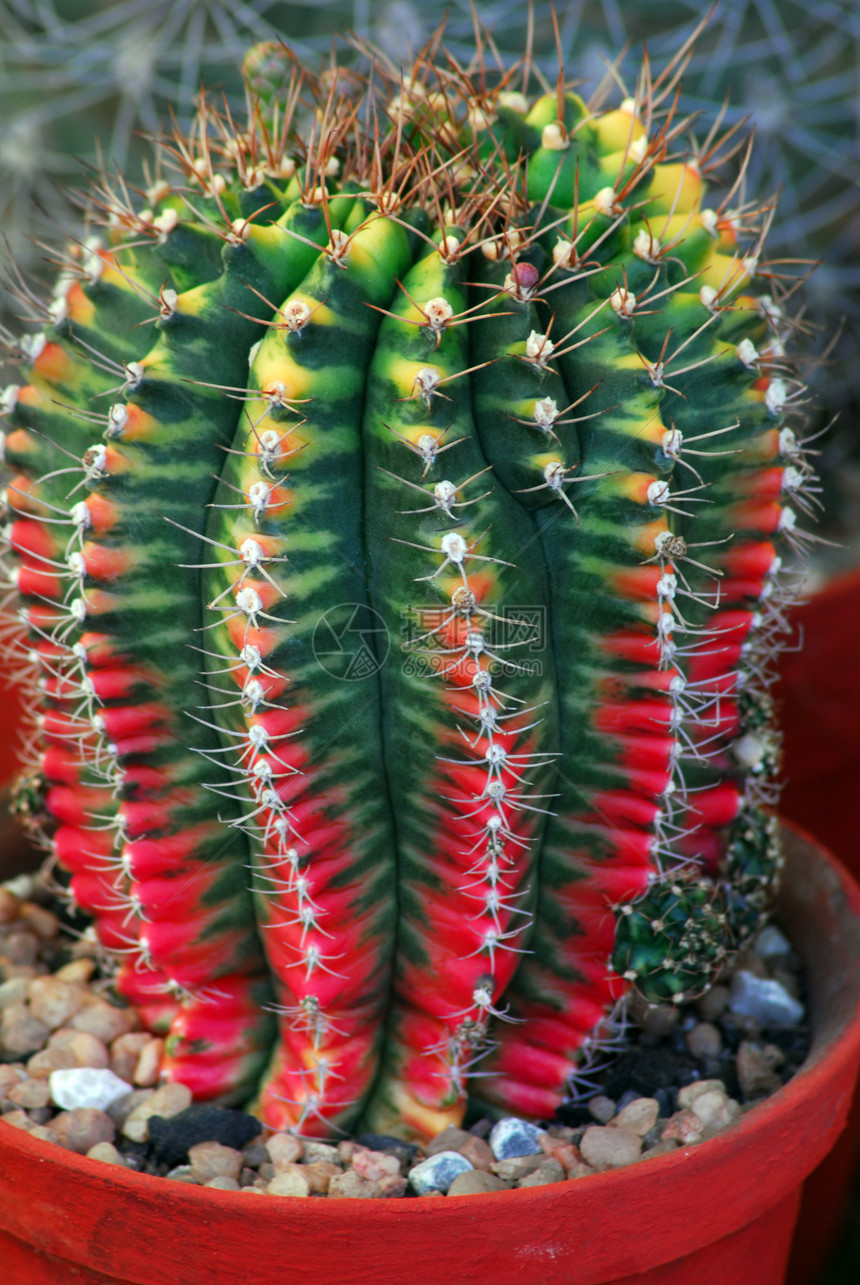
[0, 29, 818, 1143]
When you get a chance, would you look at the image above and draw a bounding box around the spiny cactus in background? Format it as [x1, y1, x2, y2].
[0, 28, 819, 1143]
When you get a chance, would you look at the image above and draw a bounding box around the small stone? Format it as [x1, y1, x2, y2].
[147, 1103, 260, 1166]
[257, 1163, 275, 1184]
[2, 931, 39, 966]
[122, 1081, 192, 1142]
[640, 1140, 679, 1160]
[580, 1126, 642, 1171]
[458, 1135, 493, 1171]
[611, 1098, 659, 1137]
[266, 1168, 311, 1197]
[86, 1141, 126, 1166]
[696, 984, 731, 1024]
[0, 1065, 26, 1097]
[409, 1150, 473, 1195]
[27, 1046, 78, 1078]
[337, 1141, 358, 1165]
[303, 1161, 342, 1194]
[686, 1023, 723, 1060]
[661, 1110, 704, 1145]
[448, 1170, 510, 1195]
[755, 925, 791, 957]
[0, 887, 20, 923]
[351, 1147, 400, 1181]
[7, 1077, 50, 1109]
[55, 959, 97, 984]
[1, 1109, 33, 1131]
[0, 1003, 50, 1056]
[133, 1037, 164, 1087]
[49, 1029, 110, 1069]
[546, 1143, 582, 1174]
[206, 1176, 241, 1191]
[241, 1140, 270, 1169]
[736, 1040, 785, 1099]
[328, 1170, 382, 1199]
[566, 1162, 597, 1179]
[690, 1090, 741, 1133]
[490, 1154, 545, 1181]
[426, 1125, 471, 1156]
[27, 977, 86, 1030]
[50, 1067, 133, 1112]
[0, 977, 30, 1008]
[239, 1167, 258, 1187]
[729, 970, 804, 1027]
[489, 1117, 544, 1160]
[18, 903, 59, 940]
[109, 1033, 153, 1083]
[518, 1158, 566, 1188]
[52, 1107, 115, 1154]
[107, 1088, 153, 1130]
[188, 1141, 244, 1184]
[355, 1132, 421, 1167]
[28, 1124, 59, 1145]
[377, 1174, 409, 1198]
[302, 1140, 339, 1164]
[677, 1080, 726, 1109]
[588, 1094, 617, 1124]
[166, 1165, 198, 1184]
[266, 1132, 304, 1170]
[70, 1001, 133, 1044]
[640, 1004, 680, 1038]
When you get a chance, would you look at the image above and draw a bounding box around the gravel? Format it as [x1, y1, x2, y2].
[0, 870, 811, 1200]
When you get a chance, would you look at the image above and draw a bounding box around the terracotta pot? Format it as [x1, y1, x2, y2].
[1, 825, 859, 1285]
[776, 571, 860, 1284]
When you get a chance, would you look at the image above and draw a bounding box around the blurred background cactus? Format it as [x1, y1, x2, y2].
[2, 0, 857, 547]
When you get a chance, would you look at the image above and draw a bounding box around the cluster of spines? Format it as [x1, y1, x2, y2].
[0, 29, 818, 1142]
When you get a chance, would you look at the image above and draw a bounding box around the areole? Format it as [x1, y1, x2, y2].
[1, 825, 858, 1285]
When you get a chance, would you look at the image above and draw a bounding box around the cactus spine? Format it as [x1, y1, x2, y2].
[0, 34, 814, 1142]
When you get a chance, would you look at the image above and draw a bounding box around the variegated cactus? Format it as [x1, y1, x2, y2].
[0, 33, 816, 1143]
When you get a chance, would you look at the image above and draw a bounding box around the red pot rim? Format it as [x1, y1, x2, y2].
[2, 822, 860, 1285]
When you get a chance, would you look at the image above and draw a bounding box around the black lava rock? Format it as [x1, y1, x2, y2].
[148, 1105, 261, 1168]
[554, 1100, 594, 1128]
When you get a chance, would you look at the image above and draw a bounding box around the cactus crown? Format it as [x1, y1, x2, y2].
[0, 26, 816, 1143]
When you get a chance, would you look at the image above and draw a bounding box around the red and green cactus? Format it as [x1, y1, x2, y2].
[0, 33, 815, 1142]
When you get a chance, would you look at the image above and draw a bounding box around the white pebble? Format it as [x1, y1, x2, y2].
[489, 1117, 545, 1159]
[729, 971, 804, 1027]
[409, 1151, 472, 1195]
[50, 1067, 133, 1112]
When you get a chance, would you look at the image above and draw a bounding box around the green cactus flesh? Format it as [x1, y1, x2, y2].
[0, 40, 812, 1142]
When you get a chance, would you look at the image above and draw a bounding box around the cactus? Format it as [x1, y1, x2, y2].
[0, 29, 816, 1144]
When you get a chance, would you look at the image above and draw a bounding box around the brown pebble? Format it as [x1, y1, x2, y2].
[328, 1170, 381, 1199]
[122, 1081, 192, 1142]
[27, 1046, 78, 1079]
[55, 959, 97, 984]
[566, 1163, 597, 1179]
[337, 1140, 358, 1165]
[377, 1174, 409, 1198]
[696, 983, 731, 1024]
[1, 1108, 33, 1130]
[0, 977, 30, 1009]
[690, 1090, 741, 1134]
[7, 1077, 51, 1109]
[611, 1098, 659, 1137]
[267, 1169, 310, 1198]
[677, 1080, 726, 1110]
[133, 1037, 164, 1087]
[27, 977, 86, 1030]
[0, 887, 20, 924]
[2, 932, 39, 966]
[458, 1135, 493, 1171]
[86, 1142, 126, 1167]
[661, 1109, 704, 1145]
[518, 1158, 566, 1188]
[736, 1040, 784, 1099]
[491, 1153, 545, 1181]
[266, 1132, 303, 1170]
[241, 1140, 270, 1169]
[206, 1176, 241, 1191]
[109, 1033, 152, 1083]
[18, 903, 59, 940]
[302, 1140, 339, 1165]
[426, 1125, 471, 1156]
[188, 1141, 243, 1184]
[588, 1094, 616, 1124]
[52, 1108, 115, 1154]
[1, 1003, 50, 1057]
[579, 1126, 642, 1171]
[447, 1170, 510, 1196]
[28, 1125, 59, 1145]
[0, 1064, 26, 1096]
[106, 1088, 154, 1130]
[686, 1022, 723, 1060]
[49, 1029, 109, 1069]
[70, 1001, 133, 1045]
[640, 1004, 680, 1038]
[351, 1147, 400, 1182]
[303, 1161, 342, 1194]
